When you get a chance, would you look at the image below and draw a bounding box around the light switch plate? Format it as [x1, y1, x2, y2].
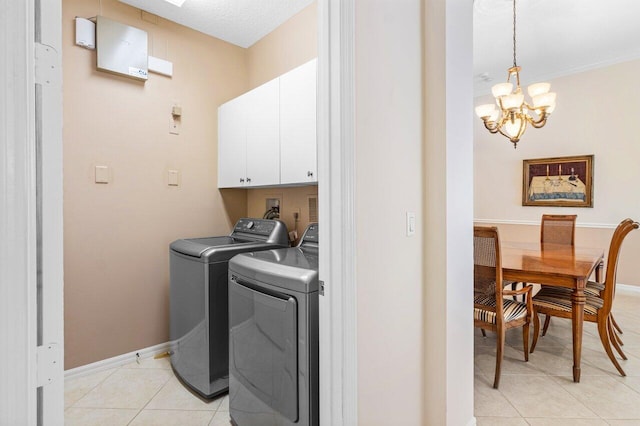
[95, 165, 109, 184]
[406, 212, 416, 236]
[168, 170, 179, 186]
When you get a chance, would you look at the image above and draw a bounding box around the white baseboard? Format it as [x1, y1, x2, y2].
[466, 417, 477, 426]
[64, 342, 171, 381]
[617, 283, 640, 294]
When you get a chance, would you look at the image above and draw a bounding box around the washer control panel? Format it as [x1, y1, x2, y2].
[233, 218, 275, 236]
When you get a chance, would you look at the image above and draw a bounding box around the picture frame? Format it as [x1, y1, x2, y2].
[522, 155, 594, 207]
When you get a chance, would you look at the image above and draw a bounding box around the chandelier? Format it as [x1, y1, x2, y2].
[475, 0, 556, 148]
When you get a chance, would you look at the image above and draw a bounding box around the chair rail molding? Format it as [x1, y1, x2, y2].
[474, 218, 620, 229]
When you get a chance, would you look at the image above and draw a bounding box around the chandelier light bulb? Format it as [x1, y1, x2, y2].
[546, 103, 556, 114]
[501, 93, 524, 110]
[533, 92, 557, 109]
[504, 117, 523, 139]
[527, 82, 551, 98]
[475, 103, 498, 119]
[491, 82, 513, 98]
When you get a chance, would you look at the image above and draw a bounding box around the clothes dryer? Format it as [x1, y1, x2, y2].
[228, 223, 319, 426]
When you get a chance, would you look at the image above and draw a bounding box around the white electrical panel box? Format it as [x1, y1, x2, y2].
[96, 16, 148, 81]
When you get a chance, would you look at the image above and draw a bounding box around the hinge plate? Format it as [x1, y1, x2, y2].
[36, 343, 60, 387]
[319, 280, 325, 296]
[35, 43, 61, 87]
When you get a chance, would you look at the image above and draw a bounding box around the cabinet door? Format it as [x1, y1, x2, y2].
[245, 78, 280, 187]
[280, 59, 317, 185]
[218, 94, 247, 188]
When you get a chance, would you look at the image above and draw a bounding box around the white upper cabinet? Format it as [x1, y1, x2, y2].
[217, 58, 317, 188]
[218, 94, 247, 188]
[280, 59, 317, 185]
[218, 80, 280, 188]
[245, 78, 280, 187]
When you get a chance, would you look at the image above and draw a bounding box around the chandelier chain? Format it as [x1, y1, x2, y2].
[513, 0, 517, 67]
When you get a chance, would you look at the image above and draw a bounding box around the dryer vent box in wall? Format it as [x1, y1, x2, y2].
[96, 16, 148, 81]
[75, 17, 95, 50]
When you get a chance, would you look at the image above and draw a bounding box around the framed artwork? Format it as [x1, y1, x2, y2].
[522, 155, 594, 207]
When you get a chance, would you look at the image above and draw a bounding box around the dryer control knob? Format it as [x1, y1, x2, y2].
[247, 221, 254, 229]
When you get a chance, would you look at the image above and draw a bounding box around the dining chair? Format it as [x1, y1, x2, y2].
[510, 214, 577, 303]
[537, 215, 577, 330]
[538, 215, 625, 354]
[474, 226, 534, 388]
[540, 214, 577, 245]
[530, 218, 639, 376]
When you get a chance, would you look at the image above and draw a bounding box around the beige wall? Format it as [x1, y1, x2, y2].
[63, 0, 248, 368]
[246, 3, 318, 89]
[474, 59, 640, 286]
[245, 2, 318, 237]
[246, 186, 318, 241]
[423, 0, 476, 424]
[354, 0, 430, 424]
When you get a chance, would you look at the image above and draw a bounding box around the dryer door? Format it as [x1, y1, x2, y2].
[229, 276, 298, 422]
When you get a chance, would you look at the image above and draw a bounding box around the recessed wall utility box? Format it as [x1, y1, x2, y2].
[75, 17, 95, 50]
[168, 170, 180, 186]
[96, 16, 148, 81]
[95, 165, 110, 184]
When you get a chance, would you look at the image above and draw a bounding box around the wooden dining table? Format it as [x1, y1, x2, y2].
[501, 241, 605, 383]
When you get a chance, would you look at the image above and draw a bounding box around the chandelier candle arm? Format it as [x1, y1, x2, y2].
[474, 0, 557, 148]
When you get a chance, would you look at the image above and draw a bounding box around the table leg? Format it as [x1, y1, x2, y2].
[595, 260, 604, 283]
[572, 282, 586, 382]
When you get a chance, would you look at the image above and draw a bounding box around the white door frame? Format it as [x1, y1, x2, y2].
[317, 0, 358, 425]
[1, 0, 358, 423]
[0, 0, 64, 424]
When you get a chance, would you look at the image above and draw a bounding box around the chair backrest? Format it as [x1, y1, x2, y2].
[601, 218, 639, 314]
[540, 214, 577, 245]
[474, 226, 504, 319]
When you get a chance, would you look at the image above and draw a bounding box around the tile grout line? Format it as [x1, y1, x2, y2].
[125, 364, 175, 425]
[66, 366, 120, 410]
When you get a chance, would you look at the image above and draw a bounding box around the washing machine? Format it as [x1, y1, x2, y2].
[169, 218, 289, 399]
[228, 223, 319, 426]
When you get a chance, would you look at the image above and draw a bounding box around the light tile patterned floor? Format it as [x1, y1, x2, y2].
[65, 290, 640, 425]
[475, 289, 640, 425]
[64, 357, 229, 426]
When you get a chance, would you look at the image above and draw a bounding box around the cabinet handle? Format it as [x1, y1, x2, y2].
[247, 177, 252, 183]
[240, 178, 245, 183]
[307, 171, 314, 178]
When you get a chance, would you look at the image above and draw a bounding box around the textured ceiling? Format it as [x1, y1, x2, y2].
[119, 0, 640, 94]
[474, 0, 640, 95]
[119, 0, 315, 48]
